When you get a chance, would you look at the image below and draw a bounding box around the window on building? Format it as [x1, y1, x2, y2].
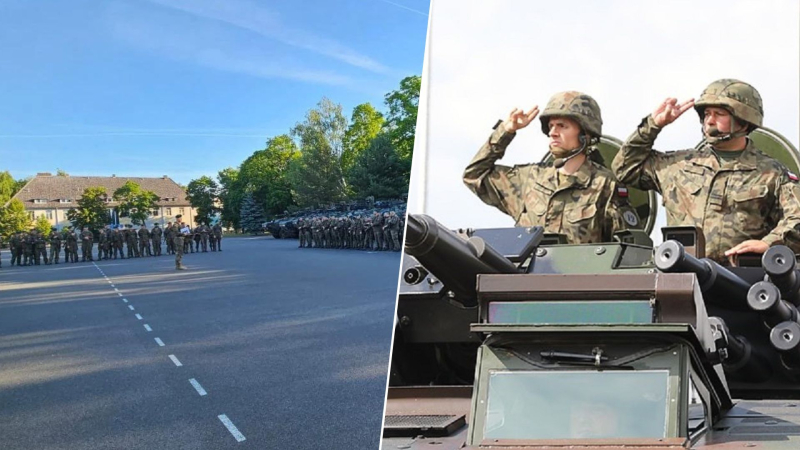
[179, 208, 185, 215]
[34, 199, 47, 204]
[46, 210, 53, 220]
[151, 209, 159, 217]
[166, 208, 172, 216]
[28, 211, 34, 219]
[59, 199, 72, 204]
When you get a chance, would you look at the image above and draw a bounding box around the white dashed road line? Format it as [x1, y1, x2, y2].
[218, 415, 246, 442]
[128, 305, 135, 311]
[144, 324, 152, 332]
[118, 293, 123, 297]
[168, 355, 183, 367]
[135, 314, 143, 320]
[154, 337, 165, 346]
[189, 378, 207, 396]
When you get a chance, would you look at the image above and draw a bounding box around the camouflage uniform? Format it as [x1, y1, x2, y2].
[138, 225, 152, 256]
[112, 228, 125, 259]
[10, 233, 22, 266]
[212, 224, 222, 251]
[170, 219, 187, 270]
[386, 211, 401, 251]
[612, 79, 800, 263]
[464, 92, 640, 244]
[151, 224, 163, 256]
[49, 230, 62, 264]
[80, 228, 94, 262]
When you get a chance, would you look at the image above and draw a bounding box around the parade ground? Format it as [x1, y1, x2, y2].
[0, 237, 401, 449]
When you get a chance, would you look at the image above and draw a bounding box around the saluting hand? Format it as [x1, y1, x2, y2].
[652, 98, 694, 127]
[503, 106, 539, 133]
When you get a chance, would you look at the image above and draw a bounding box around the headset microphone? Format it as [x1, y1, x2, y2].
[553, 135, 587, 169]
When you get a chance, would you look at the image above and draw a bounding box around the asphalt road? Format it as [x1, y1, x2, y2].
[0, 237, 401, 449]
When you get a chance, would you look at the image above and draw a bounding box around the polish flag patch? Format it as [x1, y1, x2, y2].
[617, 187, 629, 197]
[788, 171, 799, 182]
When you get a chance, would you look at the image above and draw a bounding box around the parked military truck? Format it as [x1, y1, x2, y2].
[383, 128, 800, 449]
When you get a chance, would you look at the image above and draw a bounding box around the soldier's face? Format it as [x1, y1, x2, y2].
[548, 117, 581, 151]
[703, 107, 739, 135]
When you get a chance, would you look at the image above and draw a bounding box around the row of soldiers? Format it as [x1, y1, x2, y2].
[3, 222, 223, 267]
[296, 211, 404, 251]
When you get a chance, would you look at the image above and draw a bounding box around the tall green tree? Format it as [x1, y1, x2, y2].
[217, 167, 243, 229]
[342, 103, 384, 177]
[112, 181, 159, 225]
[186, 176, 220, 225]
[384, 75, 421, 163]
[67, 187, 110, 230]
[288, 128, 346, 207]
[239, 135, 300, 217]
[348, 133, 410, 199]
[0, 198, 32, 240]
[291, 97, 347, 157]
[239, 192, 265, 233]
[34, 215, 52, 237]
[0, 170, 23, 205]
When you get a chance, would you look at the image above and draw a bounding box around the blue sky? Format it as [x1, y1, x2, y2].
[0, 0, 429, 185]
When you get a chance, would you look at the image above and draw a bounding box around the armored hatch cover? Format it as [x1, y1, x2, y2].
[540, 135, 659, 236]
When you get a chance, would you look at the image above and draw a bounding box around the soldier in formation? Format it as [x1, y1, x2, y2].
[295, 209, 404, 252]
[5, 220, 223, 269]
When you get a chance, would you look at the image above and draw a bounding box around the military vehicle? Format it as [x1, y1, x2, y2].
[382, 129, 800, 449]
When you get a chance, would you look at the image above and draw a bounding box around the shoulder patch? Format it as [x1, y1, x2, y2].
[788, 171, 799, 182]
[623, 210, 639, 227]
[616, 186, 629, 198]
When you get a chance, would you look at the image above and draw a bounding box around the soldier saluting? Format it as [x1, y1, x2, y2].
[464, 91, 641, 244]
[612, 79, 800, 265]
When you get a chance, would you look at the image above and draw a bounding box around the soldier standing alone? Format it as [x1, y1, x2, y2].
[171, 214, 187, 270]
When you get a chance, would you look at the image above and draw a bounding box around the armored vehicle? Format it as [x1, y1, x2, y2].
[383, 129, 800, 449]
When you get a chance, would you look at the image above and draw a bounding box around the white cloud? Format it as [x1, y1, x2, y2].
[412, 0, 800, 234]
[143, 0, 392, 74]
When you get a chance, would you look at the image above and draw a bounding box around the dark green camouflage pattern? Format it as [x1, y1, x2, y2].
[464, 126, 641, 244]
[612, 115, 800, 263]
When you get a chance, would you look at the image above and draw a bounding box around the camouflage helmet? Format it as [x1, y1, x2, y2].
[694, 79, 763, 129]
[539, 91, 603, 138]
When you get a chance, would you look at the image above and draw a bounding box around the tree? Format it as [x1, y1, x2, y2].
[217, 167, 243, 229]
[384, 75, 421, 163]
[187, 176, 220, 225]
[0, 170, 23, 205]
[288, 128, 346, 207]
[56, 169, 68, 176]
[0, 199, 32, 241]
[66, 187, 109, 230]
[113, 181, 159, 225]
[348, 133, 410, 199]
[291, 97, 347, 157]
[239, 192, 265, 233]
[342, 103, 384, 177]
[239, 135, 300, 217]
[34, 215, 52, 238]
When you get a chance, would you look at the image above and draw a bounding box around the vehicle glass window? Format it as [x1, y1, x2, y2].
[484, 370, 669, 440]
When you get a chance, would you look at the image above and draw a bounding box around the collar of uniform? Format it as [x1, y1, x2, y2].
[538, 159, 593, 192]
[733, 139, 759, 170]
[697, 138, 758, 171]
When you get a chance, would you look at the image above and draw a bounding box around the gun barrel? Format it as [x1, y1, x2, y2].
[763, 246, 800, 307]
[711, 317, 773, 382]
[770, 321, 800, 372]
[655, 240, 751, 310]
[405, 214, 518, 305]
[748, 281, 799, 328]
